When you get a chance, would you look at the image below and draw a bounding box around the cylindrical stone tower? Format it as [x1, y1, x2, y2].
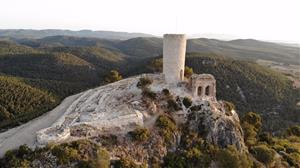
[163, 34, 187, 84]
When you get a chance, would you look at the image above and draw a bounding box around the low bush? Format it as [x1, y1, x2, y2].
[184, 66, 193, 78]
[251, 144, 276, 166]
[94, 148, 110, 168]
[156, 115, 177, 144]
[182, 97, 192, 108]
[259, 132, 275, 145]
[287, 125, 300, 137]
[105, 70, 122, 83]
[142, 88, 156, 100]
[137, 77, 152, 89]
[162, 88, 170, 96]
[216, 145, 253, 168]
[129, 127, 150, 142]
[167, 99, 180, 111]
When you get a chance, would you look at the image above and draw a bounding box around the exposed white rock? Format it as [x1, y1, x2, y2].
[36, 73, 246, 152]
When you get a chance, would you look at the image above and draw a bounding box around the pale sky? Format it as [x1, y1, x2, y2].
[0, 0, 299, 42]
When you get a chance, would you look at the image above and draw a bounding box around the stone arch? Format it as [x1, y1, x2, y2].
[205, 85, 210, 96]
[180, 69, 183, 80]
[198, 86, 202, 96]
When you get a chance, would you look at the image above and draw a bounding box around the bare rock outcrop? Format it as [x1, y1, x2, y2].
[186, 100, 246, 151]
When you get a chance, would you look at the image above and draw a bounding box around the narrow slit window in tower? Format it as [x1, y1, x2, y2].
[180, 69, 183, 80]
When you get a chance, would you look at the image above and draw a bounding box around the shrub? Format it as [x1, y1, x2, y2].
[185, 147, 202, 160]
[272, 144, 285, 152]
[242, 122, 258, 147]
[184, 66, 193, 78]
[251, 144, 276, 166]
[137, 77, 153, 89]
[182, 97, 192, 108]
[216, 145, 253, 168]
[94, 148, 110, 168]
[129, 127, 150, 142]
[163, 152, 186, 168]
[180, 131, 204, 149]
[223, 101, 235, 116]
[242, 112, 262, 147]
[105, 70, 122, 83]
[51, 145, 80, 164]
[116, 156, 141, 168]
[162, 88, 170, 96]
[284, 152, 300, 167]
[17, 145, 32, 158]
[167, 99, 180, 111]
[190, 105, 202, 112]
[142, 88, 156, 100]
[156, 115, 177, 144]
[242, 112, 262, 132]
[259, 132, 274, 145]
[286, 125, 300, 137]
[156, 115, 176, 132]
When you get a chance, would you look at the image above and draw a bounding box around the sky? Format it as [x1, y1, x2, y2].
[0, 0, 299, 43]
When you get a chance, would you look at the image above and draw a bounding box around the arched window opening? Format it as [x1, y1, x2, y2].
[198, 86, 202, 96]
[205, 86, 210, 96]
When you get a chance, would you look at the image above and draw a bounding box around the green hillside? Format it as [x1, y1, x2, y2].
[0, 76, 59, 130]
[185, 53, 300, 131]
[0, 41, 39, 55]
[22, 36, 120, 50]
[116, 37, 163, 57]
[188, 38, 300, 65]
[0, 53, 99, 83]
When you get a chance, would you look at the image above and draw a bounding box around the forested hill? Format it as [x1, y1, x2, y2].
[0, 38, 299, 132]
[185, 53, 299, 131]
[5, 35, 299, 65]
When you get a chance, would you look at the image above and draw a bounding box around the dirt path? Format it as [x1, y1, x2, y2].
[0, 93, 82, 157]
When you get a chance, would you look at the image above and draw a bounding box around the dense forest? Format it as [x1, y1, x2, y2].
[0, 37, 299, 133]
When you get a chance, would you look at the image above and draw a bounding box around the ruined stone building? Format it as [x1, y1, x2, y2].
[163, 34, 216, 100]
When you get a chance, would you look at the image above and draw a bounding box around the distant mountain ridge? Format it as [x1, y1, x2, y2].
[0, 29, 154, 40]
[2, 35, 299, 65]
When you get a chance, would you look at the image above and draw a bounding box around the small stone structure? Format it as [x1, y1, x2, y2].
[162, 34, 216, 100]
[163, 34, 186, 84]
[190, 74, 216, 100]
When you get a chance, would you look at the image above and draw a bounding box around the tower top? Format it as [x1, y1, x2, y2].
[163, 34, 186, 39]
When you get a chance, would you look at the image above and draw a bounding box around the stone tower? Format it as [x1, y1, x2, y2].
[163, 34, 187, 84]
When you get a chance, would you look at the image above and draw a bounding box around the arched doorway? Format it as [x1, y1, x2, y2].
[198, 86, 202, 96]
[205, 86, 210, 96]
[180, 69, 183, 80]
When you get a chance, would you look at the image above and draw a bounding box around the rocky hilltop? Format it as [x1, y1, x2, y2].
[37, 74, 246, 153]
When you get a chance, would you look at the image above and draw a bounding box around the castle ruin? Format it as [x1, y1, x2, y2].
[163, 34, 216, 100]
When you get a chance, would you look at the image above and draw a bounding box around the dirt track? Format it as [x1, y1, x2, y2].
[0, 93, 82, 157]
